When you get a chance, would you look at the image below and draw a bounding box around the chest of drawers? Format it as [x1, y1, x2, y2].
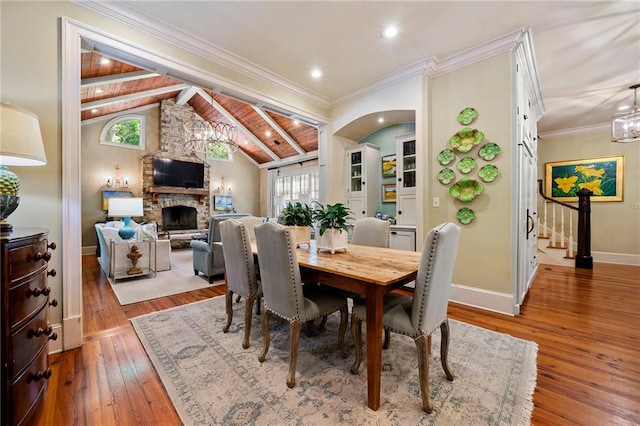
[1, 228, 57, 426]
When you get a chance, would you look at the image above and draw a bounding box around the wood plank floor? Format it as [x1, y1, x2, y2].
[34, 254, 639, 425]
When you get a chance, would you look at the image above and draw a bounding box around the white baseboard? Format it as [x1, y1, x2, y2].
[62, 315, 83, 350]
[450, 283, 515, 316]
[593, 251, 640, 266]
[83, 245, 97, 256]
[48, 323, 64, 354]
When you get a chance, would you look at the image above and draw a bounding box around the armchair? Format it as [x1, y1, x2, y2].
[190, 213, 249, 283]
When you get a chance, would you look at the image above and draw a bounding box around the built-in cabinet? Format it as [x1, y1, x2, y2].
[389, 226, 416, 251]
[346, 143, 379, 220]
[513, 39, 542, 314]
[395, 134, 417, 226]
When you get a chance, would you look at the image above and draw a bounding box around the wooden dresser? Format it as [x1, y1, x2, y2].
[1, 228, 57, 426]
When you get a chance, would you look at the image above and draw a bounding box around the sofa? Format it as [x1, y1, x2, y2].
[95, 221, 172, 277]
[191, 213, 265, 283]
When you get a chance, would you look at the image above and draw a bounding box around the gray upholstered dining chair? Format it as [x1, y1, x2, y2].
[219, 219, 262, 349]
[351, 217, 390, 248]
[350, 222, 461, 413]
[236, 215, 264, 240]
[254, 221, 348, 388]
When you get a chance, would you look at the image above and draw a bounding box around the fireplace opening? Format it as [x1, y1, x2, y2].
[162, 205, 198, 232]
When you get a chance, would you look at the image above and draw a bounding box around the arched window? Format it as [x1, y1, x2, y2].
[100, 115, 145, 150]
[206, 141, 233, 161]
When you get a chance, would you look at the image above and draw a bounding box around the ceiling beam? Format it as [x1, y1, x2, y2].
[259, 151, 319, 169]
[196, 88, 280, 162]
[251, 105, 306, 155]
[175, 86, 199, 105]
[81, 70, 160, 88]
[81, 84, 188, 111]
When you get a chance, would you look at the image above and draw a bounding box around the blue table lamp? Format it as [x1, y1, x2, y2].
[108, 197, 143, 240]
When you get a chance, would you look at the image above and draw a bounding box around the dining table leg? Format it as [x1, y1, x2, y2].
[365, 285, 385, 411]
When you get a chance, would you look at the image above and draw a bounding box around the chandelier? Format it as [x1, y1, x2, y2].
[184, 118, 239, 153]
[611, 84, 640, 143]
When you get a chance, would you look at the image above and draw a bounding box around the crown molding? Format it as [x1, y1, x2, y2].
[74, 0, 330, 110]
[539, 122, 609, 138]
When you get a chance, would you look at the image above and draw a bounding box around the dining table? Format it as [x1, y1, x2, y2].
[250, 239, 422, 411]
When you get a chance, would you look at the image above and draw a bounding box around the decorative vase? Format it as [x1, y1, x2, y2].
[288, 225, 311, 247]
[316, 228, 348, 254]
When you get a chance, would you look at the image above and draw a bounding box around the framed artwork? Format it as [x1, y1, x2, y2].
[545, 156, 624, 202]
[381, 154, 397, 177]
[102, 190, 132, 211]
[213, 195, 234, 211]
[381, 184, 396, 203]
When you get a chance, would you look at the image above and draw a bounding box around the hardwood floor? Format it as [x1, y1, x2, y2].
[35, 254, 639, 425]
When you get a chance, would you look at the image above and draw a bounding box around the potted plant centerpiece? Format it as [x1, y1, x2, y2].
[278, 201, 313, 247]
[312, 202, 353, 254]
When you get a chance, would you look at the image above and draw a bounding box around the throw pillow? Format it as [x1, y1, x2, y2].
[105, 220, 124, 229]
[136, 222, 158, 241]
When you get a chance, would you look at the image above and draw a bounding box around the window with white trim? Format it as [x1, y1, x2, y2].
[100, 115, 145, 150]
[273, 167, 319, 217]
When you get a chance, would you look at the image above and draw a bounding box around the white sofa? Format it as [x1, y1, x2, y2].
[95, 221, 172, 277]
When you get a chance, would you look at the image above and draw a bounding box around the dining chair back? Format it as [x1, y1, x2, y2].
[351, 217, 390, 248]
[350, 222, 461, 413]
[254, 221, 348, 388]
[219, 219, 262, 349]
[236, 215, 264, 240]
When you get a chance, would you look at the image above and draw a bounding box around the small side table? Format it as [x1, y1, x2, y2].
[110, 240, 157, 284]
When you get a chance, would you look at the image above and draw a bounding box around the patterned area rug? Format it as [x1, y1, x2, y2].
[131, 296, 537, 425]
[109, 249, 223, 305]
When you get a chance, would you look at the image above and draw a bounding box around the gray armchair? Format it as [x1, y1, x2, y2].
[191, 213, 249, 283]
[350, 222, 461, 413]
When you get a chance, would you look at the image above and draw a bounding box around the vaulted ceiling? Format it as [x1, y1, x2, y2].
[81, 52, 319, 167]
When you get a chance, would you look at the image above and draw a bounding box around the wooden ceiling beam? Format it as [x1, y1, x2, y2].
[251, 105, 306, 155]
[196, 88, 280, 162]
[81, 70, 160, 87]
[81, 84, 188, 111]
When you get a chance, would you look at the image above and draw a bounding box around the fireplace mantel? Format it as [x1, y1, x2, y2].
[147, 186, 209, 204]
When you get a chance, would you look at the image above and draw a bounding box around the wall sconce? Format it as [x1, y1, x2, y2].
[213, 176, 231, 195]
[106, 164, 128, 188]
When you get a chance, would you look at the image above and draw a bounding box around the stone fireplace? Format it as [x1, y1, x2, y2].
[141, 99, 211, 231]
[161, 205, 198, 232]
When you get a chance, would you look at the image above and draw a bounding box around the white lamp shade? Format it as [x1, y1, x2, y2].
[108, 197, 143, 217]
[0, 103, 47, 166]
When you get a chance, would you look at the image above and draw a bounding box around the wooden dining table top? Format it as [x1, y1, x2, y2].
[249, 240, 422, 289]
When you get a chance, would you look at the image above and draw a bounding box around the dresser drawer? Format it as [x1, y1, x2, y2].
[8, 270, 48, 330]
[8, 239, 47, 283]
[10, 304, 50, 378]
[8, 344, 49, 426]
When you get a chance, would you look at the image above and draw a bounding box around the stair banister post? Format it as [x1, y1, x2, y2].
[575, 188, 593, 269]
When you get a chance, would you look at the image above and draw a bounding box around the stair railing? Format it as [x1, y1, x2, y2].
[538, 179, 593, 269]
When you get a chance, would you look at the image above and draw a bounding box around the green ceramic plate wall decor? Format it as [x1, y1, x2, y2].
[437, 148, 456, 165]
[438, 168, 456, 185]
[456, 207, 476, 224]
[456, 157, 477, 174]
[478, 164, 500, 182]
[449, 128, 485, 153]
[478, 142, 501, 161]
[449, 178, 485, 202]
[457, 107, 478, 125]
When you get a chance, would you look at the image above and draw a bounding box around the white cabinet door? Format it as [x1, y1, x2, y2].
[396, 134, 416, 196]
[389, 230, 416, 251]
[346, 144, 379, 218]
[347, 196, 367, 220]
[396, 193, 416, 226]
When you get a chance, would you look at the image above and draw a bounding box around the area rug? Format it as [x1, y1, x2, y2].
[109, 249, 224, 305]
[131, 296, 537, 425]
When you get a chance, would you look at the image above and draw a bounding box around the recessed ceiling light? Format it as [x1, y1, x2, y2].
[95, 88, 103, 94]
[378, 117, 384, 124]
[265, 131, 272, 137]
[382, 26, 398, 39]
[617, 105, 630, 111]
[99, 58, 110, 65]
[293, 119, 300, 126]
[310, 68, 322, 79]
[91, 108, 98, 113]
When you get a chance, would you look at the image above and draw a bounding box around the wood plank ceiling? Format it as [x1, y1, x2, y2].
[80, 52, 318, 167]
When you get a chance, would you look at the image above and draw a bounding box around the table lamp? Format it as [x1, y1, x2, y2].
[108, 197, 143, 240]
[0, 103, 48, 232]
